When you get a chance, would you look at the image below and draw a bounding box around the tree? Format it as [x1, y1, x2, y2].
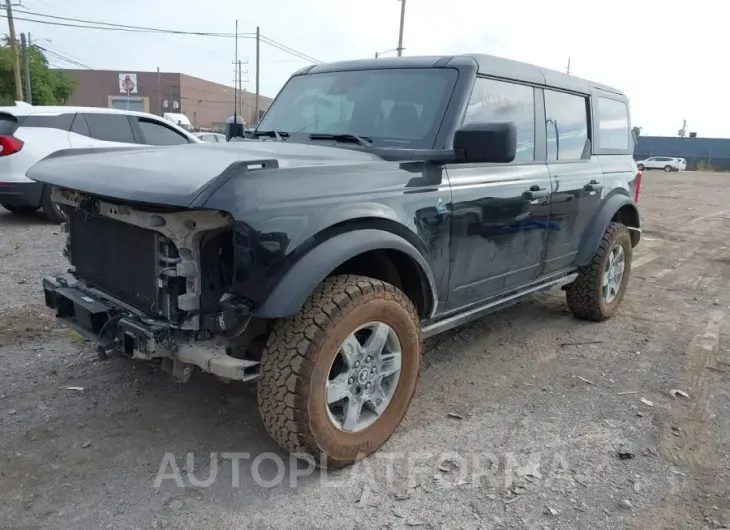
[631, 126, 642, 137]
[0, 37, 77, 106]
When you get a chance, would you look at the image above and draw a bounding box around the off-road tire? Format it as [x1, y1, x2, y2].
[566, 222, 632, 322]
[40, 186, 66, 224]
[257, 274, 421, 468]
[664, 165, 673, 172]
[1, 203, 38, 214]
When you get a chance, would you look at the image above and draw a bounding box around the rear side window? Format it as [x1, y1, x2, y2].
[84, 113, 136, 143]
[135, 118, 190, 145]
[23, 113, 74, 131]
[0, 113, 19, 135]
[598, 97, 629, 150]
[544, 89, 590, 160]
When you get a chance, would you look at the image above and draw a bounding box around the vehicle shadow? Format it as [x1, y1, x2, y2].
[0, 208, 54, 226]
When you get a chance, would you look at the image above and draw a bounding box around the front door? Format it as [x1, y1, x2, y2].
[445, 77, 551, 310]
[542, 89, 604, 273]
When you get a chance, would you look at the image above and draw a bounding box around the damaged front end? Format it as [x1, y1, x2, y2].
[43, 188, 262, 383]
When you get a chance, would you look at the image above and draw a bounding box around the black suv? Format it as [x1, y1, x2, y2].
[31, 53, 641, 467]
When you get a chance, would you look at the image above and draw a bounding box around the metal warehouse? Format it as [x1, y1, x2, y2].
[634, 136, 730, 171]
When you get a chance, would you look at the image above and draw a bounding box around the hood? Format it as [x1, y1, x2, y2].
[26, 141, 381, 208]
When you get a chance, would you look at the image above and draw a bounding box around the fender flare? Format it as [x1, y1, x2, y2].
[575, 193, 640, 266]
[255, 229, 438, 319]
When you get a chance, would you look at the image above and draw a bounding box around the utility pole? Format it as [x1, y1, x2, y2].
[20, 32, 31, 104]
[233, 19, 238, 127]
[396, 0, 406, 57]
[238, 60, 243, 120]
[157, 67, 162, 115]
[566, 58, 571, 75]
[5, 1, 23, 101]
[255, 26, 260, 125]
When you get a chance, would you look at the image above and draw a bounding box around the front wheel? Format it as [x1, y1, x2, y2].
[566, 222, 632, 321]
[636, 164, 645, 171]
[257, 275, 421, 468]
[664, 165, 673, 172]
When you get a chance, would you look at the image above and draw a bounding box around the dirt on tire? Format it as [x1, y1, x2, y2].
[256, 274, 421, 468]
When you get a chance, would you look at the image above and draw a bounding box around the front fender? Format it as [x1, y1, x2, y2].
[255, 229, 438, 319]
[575, 193, 640, 266]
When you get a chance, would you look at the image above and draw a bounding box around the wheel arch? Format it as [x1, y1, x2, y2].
[575, 192, 641, 266]
[255, 221, 438, 320]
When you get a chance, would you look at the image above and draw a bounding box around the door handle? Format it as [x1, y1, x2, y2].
[523, 187, 548, 200]
[584, 180, 604, 192]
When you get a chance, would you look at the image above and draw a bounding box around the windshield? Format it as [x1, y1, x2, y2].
[257, 68, 459, 149]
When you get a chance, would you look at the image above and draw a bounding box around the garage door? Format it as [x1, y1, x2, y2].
[110, 97, 145, 113]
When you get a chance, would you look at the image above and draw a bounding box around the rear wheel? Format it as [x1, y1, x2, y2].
[566, 222, 632, 321]
[1, 203, 38, 214]
[257, 275, 421, 468]
[664, 165, 673, 172]
[40, 186, 66, 224]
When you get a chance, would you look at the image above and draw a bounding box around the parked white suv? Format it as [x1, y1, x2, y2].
[0, 102, 201, 222]
[635, 156, 682, 172]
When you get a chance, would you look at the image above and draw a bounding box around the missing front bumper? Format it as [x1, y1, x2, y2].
[43, 274, 259, 382]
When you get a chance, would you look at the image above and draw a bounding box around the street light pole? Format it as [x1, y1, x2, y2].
[396, 0, 406, 57]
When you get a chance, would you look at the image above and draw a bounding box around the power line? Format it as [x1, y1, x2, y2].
[259, 35, 322, 64]
[13, 9, 252, 37]
[2, 11, 322, 63]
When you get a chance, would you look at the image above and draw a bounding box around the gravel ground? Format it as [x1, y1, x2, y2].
[1, 172, 729, 530]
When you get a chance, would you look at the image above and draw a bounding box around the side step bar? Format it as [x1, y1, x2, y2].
[421, 273, 578, 339]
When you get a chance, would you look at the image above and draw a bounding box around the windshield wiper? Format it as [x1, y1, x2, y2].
[252, 129, 289, 141]
[308, 133, 373, 148]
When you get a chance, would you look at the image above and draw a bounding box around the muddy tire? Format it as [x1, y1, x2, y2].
[40, 186, 66, 224]
[566, 222, 632, 322]
[257, 274, 421, 468]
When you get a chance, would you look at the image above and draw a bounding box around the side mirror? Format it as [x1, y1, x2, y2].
[453, 121, 517, 164]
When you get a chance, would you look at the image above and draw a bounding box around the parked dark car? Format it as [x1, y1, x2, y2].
[29, 53, 641, 468]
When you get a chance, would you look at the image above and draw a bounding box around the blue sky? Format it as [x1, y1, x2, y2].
[9, 0, 727, 137]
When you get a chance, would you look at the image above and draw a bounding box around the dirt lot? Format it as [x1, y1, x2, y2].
[0, 171, 729, 530]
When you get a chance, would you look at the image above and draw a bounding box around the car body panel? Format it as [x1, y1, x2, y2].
[32, 53, 640, 335]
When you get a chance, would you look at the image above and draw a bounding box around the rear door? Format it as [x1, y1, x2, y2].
[542, 88, 603, 274]
[69, 113, 138, 148]
[130, 116, 193, 146]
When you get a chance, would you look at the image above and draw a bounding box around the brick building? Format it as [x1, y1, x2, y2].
[59, 69, 272, 130]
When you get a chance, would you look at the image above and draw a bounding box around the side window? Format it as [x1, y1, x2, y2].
[23, 113, 74, 131]
[463, 78, 535, 161]
[70, 114, 91, 137]
[84, 113, 136, 143]
[598, 97, 629, 150]
[136, 118, 190, 145]
[544, 90, 590, 161]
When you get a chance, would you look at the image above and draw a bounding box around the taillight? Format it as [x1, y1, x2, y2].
[634, 171, 642, 203]
[0, 135, 23, 156]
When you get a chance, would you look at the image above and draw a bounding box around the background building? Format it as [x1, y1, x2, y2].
[634, 136, 730, 171]
[59, 69, 272, 130]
